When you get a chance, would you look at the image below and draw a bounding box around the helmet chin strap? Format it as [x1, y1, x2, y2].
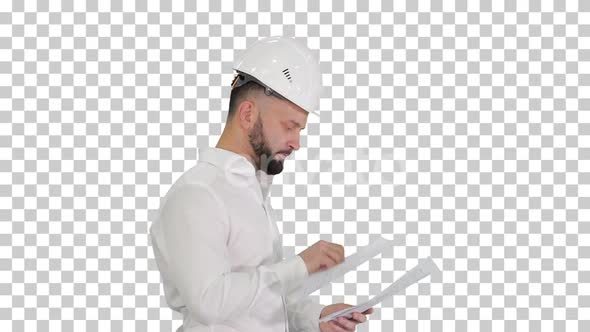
[230, 73, 244, 89]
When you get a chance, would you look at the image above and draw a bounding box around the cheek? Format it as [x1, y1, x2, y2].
[264, 128, 282, 149]
[267, 123, 284, 140]
[267, 120, 291, 149]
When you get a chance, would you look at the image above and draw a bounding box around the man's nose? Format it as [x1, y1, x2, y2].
[289, 137, 300, 151]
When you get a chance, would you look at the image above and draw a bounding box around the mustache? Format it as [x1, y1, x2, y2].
[276, 151, 291, 157]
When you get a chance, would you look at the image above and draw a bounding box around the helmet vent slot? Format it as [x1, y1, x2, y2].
[282, 68, 292, 82]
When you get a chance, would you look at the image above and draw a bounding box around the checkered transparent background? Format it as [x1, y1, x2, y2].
[1, 0, 589, 331]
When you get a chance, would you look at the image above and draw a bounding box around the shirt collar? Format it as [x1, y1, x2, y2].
[199, 147, 275, 200]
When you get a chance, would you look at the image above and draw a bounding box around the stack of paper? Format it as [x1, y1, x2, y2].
[288, 235, 441, 323]
[297, 236, 394, 297]
[318, 256, 440, 323]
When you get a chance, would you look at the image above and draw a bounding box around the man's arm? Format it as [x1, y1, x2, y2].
[159, 184, 308, 325]
[285, 291, 326, 332]
[283, 271, 325, 332]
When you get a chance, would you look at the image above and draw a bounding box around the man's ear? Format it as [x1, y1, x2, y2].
[237, 100, 257, 130]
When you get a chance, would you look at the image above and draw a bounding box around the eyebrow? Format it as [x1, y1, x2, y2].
[290, 120, 305, 130]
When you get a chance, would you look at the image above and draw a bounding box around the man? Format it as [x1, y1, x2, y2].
[149, 36, 374, 332]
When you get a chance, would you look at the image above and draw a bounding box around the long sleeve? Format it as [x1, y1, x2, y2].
[158, 184, 308, 325]
[283, 257, 325, 332]
[285, 290, 325, 332]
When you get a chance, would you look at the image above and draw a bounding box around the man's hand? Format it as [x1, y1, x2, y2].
[318, 303, 374, 332]
[298, 240, 345, 274]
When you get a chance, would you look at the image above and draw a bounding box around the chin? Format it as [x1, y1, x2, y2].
[266, 161, 284, 175]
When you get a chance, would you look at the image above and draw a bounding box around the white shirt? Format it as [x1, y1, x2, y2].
[150, 147, 325, 332]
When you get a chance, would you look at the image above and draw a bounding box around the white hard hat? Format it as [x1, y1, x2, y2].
[232, 36, 322, 116]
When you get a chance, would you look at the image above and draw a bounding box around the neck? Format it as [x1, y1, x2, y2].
[216, 126, 258, 170]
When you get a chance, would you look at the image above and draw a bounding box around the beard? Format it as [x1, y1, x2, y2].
[248, 115, 286, 175]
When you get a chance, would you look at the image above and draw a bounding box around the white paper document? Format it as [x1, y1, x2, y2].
[299, 236, 394, 297]
[318, 256, 441, 323]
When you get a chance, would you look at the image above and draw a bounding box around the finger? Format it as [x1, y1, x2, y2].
[322, 321, 347, 332]
[322, 319, 350, 332]
[321, 248, 341, 268]
[332, 243, 345, 262]
[324, 245, 345, 266]
[332, 243, 345, 259]
[351, 312, 367, 323]
[322, 317, 353, 332]
[335, 316, 357, 331]
[362, 307, 374, 315]
[342, 314, 364, 328]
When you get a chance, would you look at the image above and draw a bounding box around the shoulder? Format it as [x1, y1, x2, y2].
[161, 162, 228, 212]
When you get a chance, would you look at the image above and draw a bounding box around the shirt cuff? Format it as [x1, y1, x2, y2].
[267, 254, 308, 295]
[287, 298, 325, 332]
[299, 301, 325, 332]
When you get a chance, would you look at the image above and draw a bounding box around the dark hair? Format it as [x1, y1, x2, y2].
[227, 81, 265, 122]
[227, 74, 288, 122]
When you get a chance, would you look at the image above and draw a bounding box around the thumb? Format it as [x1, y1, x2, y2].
[335, 303, 354, 310]
[322, 303, 354, 317]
